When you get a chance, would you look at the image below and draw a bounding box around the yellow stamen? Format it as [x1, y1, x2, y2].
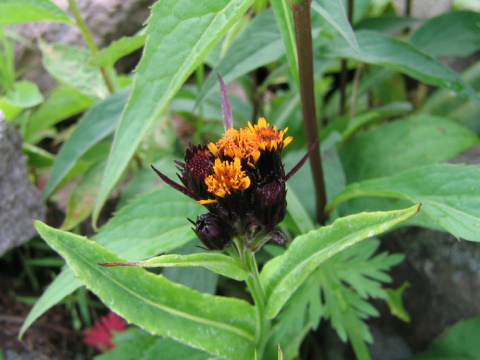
[215, 128, 260, 165]
[203, 157, 251, 198]
[248, 117, 293, 152]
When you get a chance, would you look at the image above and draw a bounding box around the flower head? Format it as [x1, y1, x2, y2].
[83, 312, 127, 352]
[152, 95, 315, 251]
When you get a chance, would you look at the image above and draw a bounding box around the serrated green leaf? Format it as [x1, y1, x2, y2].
[96, 326, 218, 360]
[43, 87, 130, 200]
[22, 186, 203, 337]
[328, 164, 480, 242]
[95, 327, 158, 360]
[40, 42, 108, 98]
[89, 34, 147, 68]
[25, 86, 95, 144]
[405, 318, 480, 360]
[323, 30, 478, 100]
[105, 253, 248, 281]
[261, 204, 420, 319]
[196, 9, 284, 107]
[385, 282, 411, 322]
[339, 115, 479, 183]
[312, 0, 359, 54]
[4, 81, 43, 108]
[34, 221, 256, 360]
[93, 0, 254, 226]
[0, 0, 72, 25]
[410, 11, 480, 57]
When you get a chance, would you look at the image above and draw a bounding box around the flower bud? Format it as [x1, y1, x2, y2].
[193, 213, 235, 250]
[254, 180, 287, 231]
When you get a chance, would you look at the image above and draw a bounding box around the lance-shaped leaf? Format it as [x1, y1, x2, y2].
[21, 186, 203, 337]
[92, 0, 253, 225]
[261, 205, 421, 319]
[271, 0, 299, 89]
[323, 30, 478, 100]
[0, 0, 72, 25]
[89, 34, 147, 68]
[35, 221, 256, 360]
[101, 253, 249, 281]
[43, 87, 131, 199]
[327, 164, 480, 242]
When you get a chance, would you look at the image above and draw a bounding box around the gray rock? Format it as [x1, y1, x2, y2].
[0, 116, 45, 256]
[13, 0, 154, 93]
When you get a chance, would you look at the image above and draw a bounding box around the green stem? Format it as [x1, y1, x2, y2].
[233, 238, 270, 358]
[290, 0, 327, 225]
[67, 0, 115, 93]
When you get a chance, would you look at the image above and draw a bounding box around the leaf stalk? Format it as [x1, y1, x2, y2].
[67, 0, 115, 93]
[290, 0, 327, 225]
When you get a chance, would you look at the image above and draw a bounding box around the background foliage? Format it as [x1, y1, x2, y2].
[1, 0, 479, 359]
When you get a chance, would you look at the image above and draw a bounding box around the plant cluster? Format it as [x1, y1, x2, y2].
[1, 0, 480, 359]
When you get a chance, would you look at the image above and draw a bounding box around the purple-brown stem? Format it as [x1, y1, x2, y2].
[291, 0, 327, 225]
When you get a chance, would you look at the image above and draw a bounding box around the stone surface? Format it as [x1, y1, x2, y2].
[0, 117, 45, 256]
[13, 0, 154, 92]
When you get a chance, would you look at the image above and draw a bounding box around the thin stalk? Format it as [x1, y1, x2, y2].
[290, 0, 327, 225]
[67, 0, 115, 93]
[339, 0, 354, 115]
[233, 238, 270, 358]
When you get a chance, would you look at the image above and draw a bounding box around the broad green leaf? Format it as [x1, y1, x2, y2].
[24, 86, 95, 144]
[104, 252, 248, 281]
[35, 221, 256, 360]
[93, 0, 254, 225]
[40, 42, 108, 99]
[89, 34, 147, 68]
[43, 87, 130, 200]
[410, 11, 480, 57]
[323, 30, 478, 100]
[61, 159, 106, 230]
[261, 204, 421, 319]
[355, 15, 421, 35]
[196, 9, 285, 106]
[339, 115, 479, 183]
[406, 318, 480, 360]
[0, 0, 72, 25]
[97, 327, 216, 360]
[271, 0, 299, 89]
[95, 327, 158, 360]
[286, 186, 315, 234]
[162, 242, 219, 295]
[94, 187, 203, 259]
[4, 81, 43, 108]
[312, 0, 358, 54]
[327, 164, 480, 242]
[22, 186, 203, 337]
[417, 61, 480, 134]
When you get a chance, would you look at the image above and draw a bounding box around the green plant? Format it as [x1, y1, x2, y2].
[3, 0, 478, 359]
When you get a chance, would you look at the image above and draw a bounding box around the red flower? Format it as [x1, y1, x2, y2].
[83, 312, 127, 352]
